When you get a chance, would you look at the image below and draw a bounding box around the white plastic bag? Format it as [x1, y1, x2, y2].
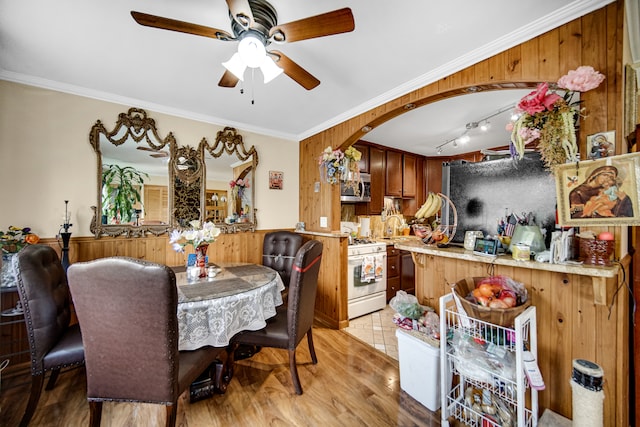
[389, 290, 424, 319]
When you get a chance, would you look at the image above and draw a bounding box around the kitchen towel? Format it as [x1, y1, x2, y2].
[374, 254, 384, 281]
[361, 256, 375, 282]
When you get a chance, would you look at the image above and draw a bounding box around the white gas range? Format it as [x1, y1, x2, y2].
[347, 240, 387, 320]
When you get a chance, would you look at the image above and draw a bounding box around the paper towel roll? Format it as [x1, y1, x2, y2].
[359, 218, 371, 237]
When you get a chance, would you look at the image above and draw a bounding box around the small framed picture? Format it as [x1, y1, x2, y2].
[587, 131, 615, 160]
[269, 171, 283, 190]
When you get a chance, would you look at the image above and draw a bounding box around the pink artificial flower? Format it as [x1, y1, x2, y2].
[229, 180, 236, 188]
[517, 83, 551, 115]
[557, 66, 605, 92]
[518, 127, 541, 145]
[236, 179, 244, 186]
[505, 122, 514, 132]
[542, 92, 562, 110]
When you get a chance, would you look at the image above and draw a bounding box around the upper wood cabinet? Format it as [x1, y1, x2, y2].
[369, 146, 386, 214]
[353, 143, 369, 174]
[402, 154, 417, 198]
[386, 151, 416, 198]
[385, 151, 403, 197]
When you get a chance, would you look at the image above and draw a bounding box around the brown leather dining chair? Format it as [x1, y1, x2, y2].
[262, 230, 303, 303]
[230, 239, 323, 395]
[14, 244, 85, 427]
[67, 257, 226, 427]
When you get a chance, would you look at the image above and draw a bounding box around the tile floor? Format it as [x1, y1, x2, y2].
[343, 305, 399, 360]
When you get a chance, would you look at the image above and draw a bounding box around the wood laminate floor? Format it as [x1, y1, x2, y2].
[0, 324, 441, 427]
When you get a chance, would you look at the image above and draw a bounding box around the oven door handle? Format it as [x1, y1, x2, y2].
[348, 254, 386, 265]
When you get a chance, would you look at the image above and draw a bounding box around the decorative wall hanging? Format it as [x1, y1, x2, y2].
[318, 145, 361, 189]
[269, 171, 283, 189]
[508, 66, 605, 169]
[555, 152, 640, 226]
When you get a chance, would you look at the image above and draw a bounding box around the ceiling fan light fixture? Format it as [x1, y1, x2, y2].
[237, 33, 267, 68]
[222, 52, 247, 81]
[260, 56, 284, 83]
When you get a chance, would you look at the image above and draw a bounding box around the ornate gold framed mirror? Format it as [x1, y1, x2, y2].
[89, 108, 174, 237]
[90, 110, 259, 237]
[199, 127, 259, 233]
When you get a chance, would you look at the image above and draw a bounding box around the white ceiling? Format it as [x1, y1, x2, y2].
[0, 0, 617, 158]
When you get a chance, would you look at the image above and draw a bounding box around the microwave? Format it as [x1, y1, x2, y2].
[340, 173, 371, 203]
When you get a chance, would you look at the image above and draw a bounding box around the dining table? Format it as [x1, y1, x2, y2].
[174, 262, 285, 352]
[173, 262, 285, 397]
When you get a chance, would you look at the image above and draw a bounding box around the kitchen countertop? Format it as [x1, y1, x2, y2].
[393, 239, 619, 278]
[296, 230, 347, 238]
[394, 239, 627, 306]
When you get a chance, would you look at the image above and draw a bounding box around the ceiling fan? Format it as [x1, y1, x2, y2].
[137, 146, 169, 158]
[131, 0, 355, 90]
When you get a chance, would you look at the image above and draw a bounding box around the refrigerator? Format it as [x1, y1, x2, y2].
[441, 153, 557, 245]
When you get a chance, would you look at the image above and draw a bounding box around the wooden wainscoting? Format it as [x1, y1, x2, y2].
[37, 230, 347, 330]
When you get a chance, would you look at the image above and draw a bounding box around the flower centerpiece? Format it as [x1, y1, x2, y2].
[507, 66, 605, 169]
[318, 145, 362, 191]
[1, 226, 39, 254]
[169, 220, 221, 277]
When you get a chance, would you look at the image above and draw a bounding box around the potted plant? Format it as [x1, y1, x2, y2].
[101, 164, 148, 224]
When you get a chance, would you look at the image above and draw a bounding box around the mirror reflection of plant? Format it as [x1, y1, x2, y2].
[101, 164, 148, 223]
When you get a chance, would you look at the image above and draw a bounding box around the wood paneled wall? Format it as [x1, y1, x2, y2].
[299, 3, 623, 236]
[38, 230, 347, 328]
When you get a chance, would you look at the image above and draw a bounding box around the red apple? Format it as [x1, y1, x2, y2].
[598, 232, 614, 241]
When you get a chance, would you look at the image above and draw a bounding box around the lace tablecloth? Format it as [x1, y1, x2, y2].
[175, 262, 284, 351]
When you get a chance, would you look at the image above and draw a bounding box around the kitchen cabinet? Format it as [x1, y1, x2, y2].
[400, 251, 415, 294]
[386, 151, 416, 199]
[402, 154, 416, 198]
[386, 246, 400, 302]
[385, 151, 403, 197]
[386, 247, 414, 302]
[369, 146, 385, 215]
[354, 142, 425, 215]
[353, 143, 369, 174]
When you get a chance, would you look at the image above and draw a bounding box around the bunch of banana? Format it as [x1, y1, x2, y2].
[415, 192, 442, 219]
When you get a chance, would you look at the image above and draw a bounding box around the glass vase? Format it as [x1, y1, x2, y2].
[1, 253, 17, 288]
[195, 244, 209, 278]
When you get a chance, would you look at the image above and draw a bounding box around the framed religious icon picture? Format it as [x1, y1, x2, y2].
[269, 171, 283, 190]
[586, 131, 615, 160]
[555, 152, 640, 226]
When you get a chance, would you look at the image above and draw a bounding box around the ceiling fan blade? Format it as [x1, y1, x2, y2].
[270, 50, 320, 90]
[218, 70, 240, 88]
[136, 146, 157, 152]
[225, 0, 254, 29]
[269, 8, 354, 43]
[131, 11, 234, 41]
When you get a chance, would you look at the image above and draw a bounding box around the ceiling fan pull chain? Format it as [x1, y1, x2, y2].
[251, 68, 255, 105]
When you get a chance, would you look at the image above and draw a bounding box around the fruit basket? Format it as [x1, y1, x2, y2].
[413, 192, 457, 245]
[453, 276, 530, 328]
